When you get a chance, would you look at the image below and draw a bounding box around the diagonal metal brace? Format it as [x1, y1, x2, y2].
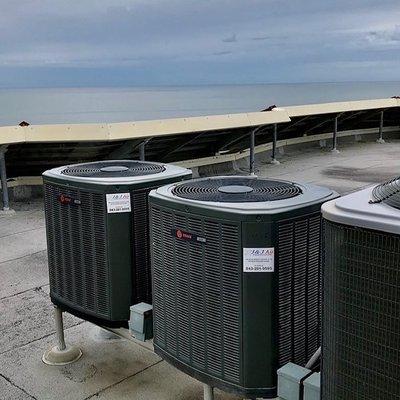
[0, 145, 10, 211]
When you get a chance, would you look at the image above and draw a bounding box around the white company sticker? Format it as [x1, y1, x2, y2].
[106, 193, 131, 213]
[243, 247, 274, 272]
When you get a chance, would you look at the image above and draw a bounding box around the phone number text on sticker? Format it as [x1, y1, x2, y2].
[243, 247, 274, 272]
[106, 193, 131, 213]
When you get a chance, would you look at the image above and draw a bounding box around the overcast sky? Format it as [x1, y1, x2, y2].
[1, 0, 400, 87]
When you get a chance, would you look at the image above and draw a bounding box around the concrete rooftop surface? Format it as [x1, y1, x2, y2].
[1, 136, 400, 400]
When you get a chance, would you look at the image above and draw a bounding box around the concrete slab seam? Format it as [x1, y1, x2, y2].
[0, 227, 46, 239]
[0, 372, 38, 400]
[0, 284, 49, 302]
[0, 320, 85, 357]
[83, 359, 164, 400]
[0, 249, 47, 266]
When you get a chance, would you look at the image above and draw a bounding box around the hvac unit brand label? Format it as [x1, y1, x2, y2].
[171, 228, 207, 243]
[57, 194, 81, 206]
[243, 247, 275, 272]
[106, 193, 131, 213]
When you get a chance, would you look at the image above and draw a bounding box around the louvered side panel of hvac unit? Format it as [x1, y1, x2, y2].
[322, 221, 400, 400]
[131, 188, 154, 305]
[151, 206, 242, 385]
[277, 213, 322, 367]
[44, 183, 110, 318]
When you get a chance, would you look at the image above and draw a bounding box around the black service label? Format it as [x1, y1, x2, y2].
[57, 194, 81, 206]
[171, 228, 206, 243]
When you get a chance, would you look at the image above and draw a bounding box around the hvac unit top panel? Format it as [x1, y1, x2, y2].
[61, 161, 165, 177]
[153, 176, 334, 214]
[322, 177, 400, 235]
[370, 176, 400, 209]
[43, 160, 190, 185]
[172, 176, 302, 202]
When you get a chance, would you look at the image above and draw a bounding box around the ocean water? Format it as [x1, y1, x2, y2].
[0, 82, 399, 126]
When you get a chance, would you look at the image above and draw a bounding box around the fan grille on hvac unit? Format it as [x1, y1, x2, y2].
[370, 176, 400, 209]
[44, 183, 110, 318]
[323, 220, 400, 399]
[61, 161, 165, 178]
[277, 213, 322, 368]
[151, 206, 242, 384]
[172, 177, 302, 202]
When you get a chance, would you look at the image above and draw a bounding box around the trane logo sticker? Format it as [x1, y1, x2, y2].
[243, 247, 274, 272]
[57, 194, 81, 206]
[171, 229, 206, 243]
[106, 193, 131, 213]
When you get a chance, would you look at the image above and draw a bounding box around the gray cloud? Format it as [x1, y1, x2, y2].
[222, 34, 237, 43]
[366, 25, 400, 43]
[0, 0, 399, 86]
[251, 35, 271, 41]
[250, 35, 288, 42]
[213, 51, 233, 56]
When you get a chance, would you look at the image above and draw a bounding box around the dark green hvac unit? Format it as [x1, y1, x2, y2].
[322, 177, 400, 400]
[149, 176, 337, 398]
[43, 160, 191, 327]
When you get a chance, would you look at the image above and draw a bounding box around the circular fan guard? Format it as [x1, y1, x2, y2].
[61, 161, 165, 178]
[370, 176, 400, 209]
[172, 177, 302, 202]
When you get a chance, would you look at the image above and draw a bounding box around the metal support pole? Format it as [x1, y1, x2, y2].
[331, 116, 340, 153]
[249, 129, 256, 175]
[139, 142, 146, 161]
[203, 384, 214, 400]
[0, 147, 10, 211]
[271, 124, 280, 165]
[54, 306, 66, 351]
[139, 138, 152, 161]
[377, 110, 385, 143]
[42, 305, 82, 365]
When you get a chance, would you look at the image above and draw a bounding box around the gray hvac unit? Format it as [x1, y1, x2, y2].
[149, 176, 338, 398]
[43, 160, 191, 327]
[322, 177, 400, 399]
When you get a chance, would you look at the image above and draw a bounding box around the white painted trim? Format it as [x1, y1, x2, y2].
[0, 109, 290, 145]
[0, 98, 398, 145]
[285, 98, 399, 117]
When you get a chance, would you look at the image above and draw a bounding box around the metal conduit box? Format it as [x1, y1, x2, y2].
[43, 160, 191, 327]
[129, 302, 153, 341]
[322, 177, 400, 400]
[303, 372, 320, 400]
[277, 363, 312, 400]
[149, 176, 337, 398]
